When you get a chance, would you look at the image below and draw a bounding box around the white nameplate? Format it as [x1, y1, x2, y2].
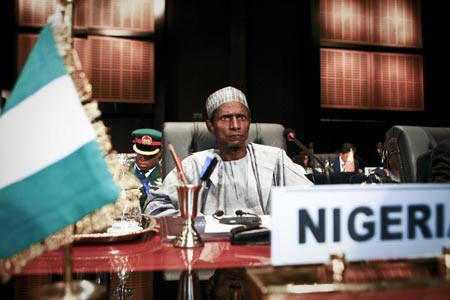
[270, 184, 450, 266]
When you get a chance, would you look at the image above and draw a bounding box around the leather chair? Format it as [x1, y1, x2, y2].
[384, 125, 450, 183]
[161, 122, 287, 178]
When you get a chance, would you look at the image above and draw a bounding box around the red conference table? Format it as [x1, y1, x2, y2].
[11, 230, 270, 299]
[19, 232, 270, 275]
[12, 228, 450, 300]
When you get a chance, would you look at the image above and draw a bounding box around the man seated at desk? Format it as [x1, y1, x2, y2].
[144, 86, 313, 217]
[329, 142, 362, 174]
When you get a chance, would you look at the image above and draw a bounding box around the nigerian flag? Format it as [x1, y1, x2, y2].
[0, 25, 119, 258]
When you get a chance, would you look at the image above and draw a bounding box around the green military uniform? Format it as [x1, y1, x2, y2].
[129, 128, 163, 209]
[130, 161, 163, 208]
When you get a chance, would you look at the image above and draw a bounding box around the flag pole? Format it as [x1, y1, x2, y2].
[63, 236, 73, 296]
[35, 1, 106, 299]
[61, 1, 80, 297]
[62, 0, 75, 295]
[60, 0, 106, 298]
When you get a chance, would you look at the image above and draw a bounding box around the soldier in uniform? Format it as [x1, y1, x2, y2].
[129, 128, 163, 209]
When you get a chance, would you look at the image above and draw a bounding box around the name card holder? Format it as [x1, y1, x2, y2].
[270, 184, 450, 266]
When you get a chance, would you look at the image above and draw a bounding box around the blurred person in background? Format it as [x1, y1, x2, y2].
[369, 141, 384, 167]
[329, 142, 362, 174]
[293, 151, 314, 174]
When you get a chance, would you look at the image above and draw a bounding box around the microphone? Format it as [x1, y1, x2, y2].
[283, 128, 332, 183]
[218, 210, 261, 225]
[214, 210, 224, 217]
[235, 209, 261, 219]
[283, 128, 296, 143]
[235, 209, 262, 224]
[213, 210, 224, 221]
[235, 209, 244, 216]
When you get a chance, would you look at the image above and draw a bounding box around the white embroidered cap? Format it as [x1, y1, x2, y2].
[205, 86, 249, 119]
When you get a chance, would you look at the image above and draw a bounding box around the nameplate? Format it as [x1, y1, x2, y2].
[270, 184, 450, 266]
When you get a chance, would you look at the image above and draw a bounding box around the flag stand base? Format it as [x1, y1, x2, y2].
[35, 280, 105, 300]
[35, 243, 105, 299]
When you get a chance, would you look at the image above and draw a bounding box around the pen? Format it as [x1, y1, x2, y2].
[168, 143, 188, 186]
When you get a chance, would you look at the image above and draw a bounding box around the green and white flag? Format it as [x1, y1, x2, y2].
[0, 25, 119, 259]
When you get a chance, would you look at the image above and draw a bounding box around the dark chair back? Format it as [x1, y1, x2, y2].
[384, 125, 450, 183]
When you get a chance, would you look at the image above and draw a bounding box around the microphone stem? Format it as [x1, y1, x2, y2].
[290, 137, 331, 184]
[356, 155, 369, 167]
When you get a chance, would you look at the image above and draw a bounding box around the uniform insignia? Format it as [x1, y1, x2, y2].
[141, 135, 153, 145]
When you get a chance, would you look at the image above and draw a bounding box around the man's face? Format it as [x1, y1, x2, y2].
[135, 151, 162, 172]
[340, 148, 354, 162]
[340, 152, 350, 162]
[206, 102, 250, 150]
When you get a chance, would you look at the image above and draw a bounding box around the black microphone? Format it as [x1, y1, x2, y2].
[235, 209, 261, 219]
[283, 128, 332, 183]
[214, 210, 224, 217]
[213, 210, 224, 221]
[218, 210, 261, 225]
[235, 209, 245, 216]
[235, 210, 262, 224]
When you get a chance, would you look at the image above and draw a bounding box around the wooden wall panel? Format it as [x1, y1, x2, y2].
[372, 53, 423, 110]
[18, 0, 55, 27]
[320, 0, 423, 111]
[18, 0, 89, 29]
[73, 0, 89, 29]
[89, 0, 154, 32]
[320, 0, 371, 44]
[320, 0, 422, 47]
[321, 49, 370, 109]
[89, 36, 154, 103]
[17, 34, 89, 78]
[16, 33, 37, 75]
[16, 0, 155, 104]
[372, 0, 422, 48]
[320, 49, 423, 111]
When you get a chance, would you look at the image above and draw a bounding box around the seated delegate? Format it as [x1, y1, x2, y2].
[144, 86, 313, 216]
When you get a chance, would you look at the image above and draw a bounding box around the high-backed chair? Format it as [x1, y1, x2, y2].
[384, 125, 450, 183]
[161, 122, 287, 178]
